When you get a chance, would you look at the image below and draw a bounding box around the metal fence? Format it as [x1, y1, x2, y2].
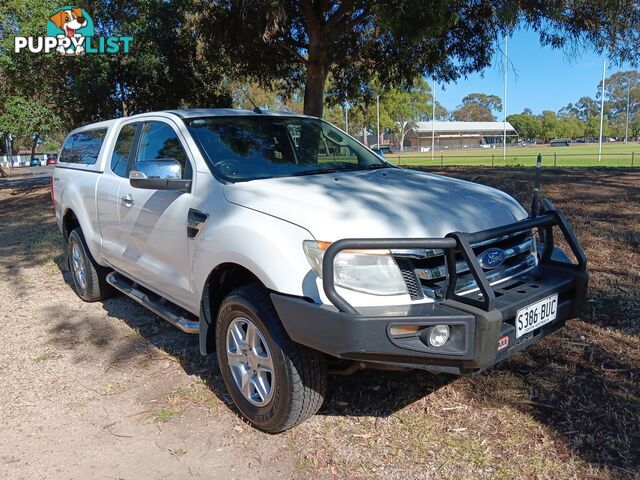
[386, 151, 639, 168]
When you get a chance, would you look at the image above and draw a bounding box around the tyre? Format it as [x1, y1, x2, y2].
[215, 283, 326, 433]
[67, 227, 113, 302]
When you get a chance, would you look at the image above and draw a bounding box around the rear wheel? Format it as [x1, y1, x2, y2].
[67, 228, 113, 302]
[215, 283, 326, 432]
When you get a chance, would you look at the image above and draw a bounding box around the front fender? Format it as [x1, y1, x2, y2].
[192, 204, 318, 305]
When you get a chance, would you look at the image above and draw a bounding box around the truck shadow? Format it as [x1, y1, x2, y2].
[95, 291, 455, 413]
[84, 285, 637, 476]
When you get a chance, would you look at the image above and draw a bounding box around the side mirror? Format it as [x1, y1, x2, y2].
[129, 159, 191, 191]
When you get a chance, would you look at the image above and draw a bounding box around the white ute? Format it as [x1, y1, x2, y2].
[53, 109, 588, 432]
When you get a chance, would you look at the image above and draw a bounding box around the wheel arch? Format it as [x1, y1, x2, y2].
[199, 262, 268, 355]
[59, 196, 104, 266]
[62, 207, 80, 241]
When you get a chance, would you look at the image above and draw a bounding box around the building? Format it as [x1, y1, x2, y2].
[399, 121, 517, 151]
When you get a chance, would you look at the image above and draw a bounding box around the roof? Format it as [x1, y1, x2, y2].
[413, 121, 515, 134]
[163, 108, 310, 119]
[66, 108, 312, 135]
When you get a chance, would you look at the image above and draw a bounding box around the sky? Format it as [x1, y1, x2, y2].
[435, 28, 635, 116]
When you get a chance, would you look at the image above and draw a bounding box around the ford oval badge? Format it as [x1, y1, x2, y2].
[478, 247, 506, 269]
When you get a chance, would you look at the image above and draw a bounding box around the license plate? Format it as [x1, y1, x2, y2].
[515, 293, 558, 338]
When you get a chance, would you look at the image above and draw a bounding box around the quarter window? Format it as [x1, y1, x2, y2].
[60, 129, 107, 165]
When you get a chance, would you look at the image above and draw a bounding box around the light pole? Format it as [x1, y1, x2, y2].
[431, 81, 436, 163]
[376, 95, 380, 147]
[598, 59, 606, 162]
[503, 35, 508, 162]
[624, 79, 631, 144]
[344, 101, 349, 134]
[6, 134, 14, 175]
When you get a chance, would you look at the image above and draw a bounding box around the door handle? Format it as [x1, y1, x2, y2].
[121, 194, 134, 207]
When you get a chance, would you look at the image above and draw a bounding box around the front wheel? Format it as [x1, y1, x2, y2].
[215, 283, 326, 433]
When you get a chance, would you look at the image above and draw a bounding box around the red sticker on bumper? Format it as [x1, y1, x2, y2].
[497, 335, 509, 351]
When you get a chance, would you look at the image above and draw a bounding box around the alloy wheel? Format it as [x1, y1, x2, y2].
[226, 316, 275, 407]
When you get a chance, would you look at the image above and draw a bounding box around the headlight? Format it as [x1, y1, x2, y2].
[303, 240, 408, 296]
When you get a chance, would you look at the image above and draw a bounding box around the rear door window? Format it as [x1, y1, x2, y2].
[60, 129, 108, 165]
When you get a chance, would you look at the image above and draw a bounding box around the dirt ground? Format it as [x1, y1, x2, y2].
[0, 168, 638, 479]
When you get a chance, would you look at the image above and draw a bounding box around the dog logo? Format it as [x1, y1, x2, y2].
[47, 6, 94, 55]
[14, 6, 132, 55]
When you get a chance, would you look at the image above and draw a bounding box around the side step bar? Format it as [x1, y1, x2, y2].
[106, 272, 199, 334]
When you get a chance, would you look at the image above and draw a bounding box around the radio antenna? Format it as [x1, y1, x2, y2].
[241, 88, 262, 114]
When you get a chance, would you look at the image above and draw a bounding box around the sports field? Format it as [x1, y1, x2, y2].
[386, 142, 640, 167]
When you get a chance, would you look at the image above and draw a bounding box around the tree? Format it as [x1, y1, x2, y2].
[0, 0, 232, 128]
[555, 102, 588, 139]
[558, 103, 578, 119]
[573, 97, 600, 122]
[453, 93, 502, 121]
[0, 96, 62, 150]
[601, 70, 640, 139]
[323, 103, 348, 131]
[557, 117, 586, 139]
[196, 0, 640, 118]
[380, 78, 432, 151]
[507, 113, 542, 141]
[585, 115, 610, 138]
[540, 110, 560, 141]
[230, 81, 303, 112]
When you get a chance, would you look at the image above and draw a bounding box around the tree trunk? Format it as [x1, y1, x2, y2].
[303, 57, 327, 118]
[399, 122, 408, 152]
[300, 0, 328, 118]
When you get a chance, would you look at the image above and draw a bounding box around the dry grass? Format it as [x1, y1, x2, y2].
[287, 167, 640, 479]
[1, 170, 638, 479]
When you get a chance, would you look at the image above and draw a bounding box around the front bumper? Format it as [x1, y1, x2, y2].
[272, 201, 588, 374]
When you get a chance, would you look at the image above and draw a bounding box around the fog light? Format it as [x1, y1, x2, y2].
[429, 325, 450, 347]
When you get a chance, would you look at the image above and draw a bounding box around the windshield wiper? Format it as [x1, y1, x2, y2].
[288, 168, 342, 177]
[285, 164, 389, 178]
[359, 164, 390, 170]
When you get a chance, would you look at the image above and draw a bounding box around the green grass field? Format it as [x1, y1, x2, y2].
[386, 142, 640, 167]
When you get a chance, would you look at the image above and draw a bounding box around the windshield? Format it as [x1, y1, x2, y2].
[185, 116, 389, 182]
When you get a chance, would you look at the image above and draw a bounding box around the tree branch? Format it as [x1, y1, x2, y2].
[329, 10, 369, 40]
[274, 38, 308, 64]
[325, 0, 355, 32]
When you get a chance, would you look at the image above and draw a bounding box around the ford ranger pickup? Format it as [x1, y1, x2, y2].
[52, 109, 588, 432]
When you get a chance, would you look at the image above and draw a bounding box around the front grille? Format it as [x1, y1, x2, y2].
[393, 231, 537, 300]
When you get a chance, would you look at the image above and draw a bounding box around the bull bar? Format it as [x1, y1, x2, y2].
[322, 199, 587, 315]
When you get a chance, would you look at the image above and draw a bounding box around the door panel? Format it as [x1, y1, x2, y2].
[97, 123, 138, 266]
[117, 121, 194, 309]
[117, 188, 193, 307]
